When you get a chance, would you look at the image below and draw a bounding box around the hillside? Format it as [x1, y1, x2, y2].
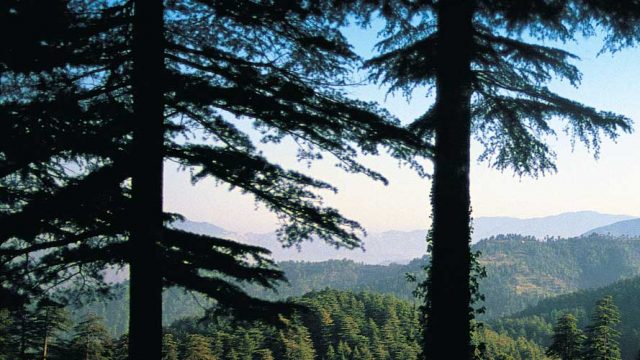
[584, 218, 640, 237]
[78, 234, 640, 334]
[247, 234, 640, 319]
[492, 276, 640, 360]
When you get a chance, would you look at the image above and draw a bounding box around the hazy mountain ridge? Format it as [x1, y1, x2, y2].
[174, 211, 635, 264]
[583, 218, 640, 237]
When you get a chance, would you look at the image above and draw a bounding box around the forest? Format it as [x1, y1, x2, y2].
[2, 0, 640, 359]
[2, 288, 639, 359]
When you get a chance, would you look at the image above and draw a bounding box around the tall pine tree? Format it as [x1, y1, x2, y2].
[1, 0, 427, 358]
[584, 295, 622, 360]
[547, 313, 586, 360]
[359, 1, 634, 357]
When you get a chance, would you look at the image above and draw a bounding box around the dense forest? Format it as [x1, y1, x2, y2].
[0, 290, 551, 360]
[3, 288, 637, 359]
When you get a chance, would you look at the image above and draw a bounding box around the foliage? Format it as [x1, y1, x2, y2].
[0, 0, 427, 323]
[546, 313, 585, 360]
[69, 314, 113, 360]
[583, 296, 622, 360]
[494, 278, 640, 360]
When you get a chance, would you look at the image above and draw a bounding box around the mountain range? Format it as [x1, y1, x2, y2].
[174, 211, 638, 264]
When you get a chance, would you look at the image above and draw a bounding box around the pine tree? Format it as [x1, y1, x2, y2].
[162, 333, 179, 360]
[546, 313, 585, 360]
[183, 334, 216, 360]
[1, 1, 426, 358]
[360, 1, 634, 357]
[69, 314, 113, 360]
[277, 320, 316, 360]
[326, 344, 337, 360]
[30, 299, 72, 360]
[584, 296, 622, 360]
[255, 349, 275, 360]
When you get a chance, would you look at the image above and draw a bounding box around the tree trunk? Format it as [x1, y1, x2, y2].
[424, 0, 474, 359]
[129, 0, 164, 359]
[42, 307, 49, 360]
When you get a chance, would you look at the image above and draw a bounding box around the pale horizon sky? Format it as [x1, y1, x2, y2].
[164, 23, 640, 234]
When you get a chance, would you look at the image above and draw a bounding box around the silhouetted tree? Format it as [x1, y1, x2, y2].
[1, 0, 426, 359]
[547, 313, 585, 360]
[584, 296, 621, 360]
[361, 1, 634, 357]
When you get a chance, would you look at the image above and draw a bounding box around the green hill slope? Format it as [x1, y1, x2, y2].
[493, 276, 640, 360]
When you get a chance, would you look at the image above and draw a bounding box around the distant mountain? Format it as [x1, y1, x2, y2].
[473, 211, 634, 241]
[493, 276, 640, 360]
[583, 218, 640, 237]
[173, 211, 633, 264]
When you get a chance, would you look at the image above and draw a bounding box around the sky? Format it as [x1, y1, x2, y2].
[163, 22, 640, 234]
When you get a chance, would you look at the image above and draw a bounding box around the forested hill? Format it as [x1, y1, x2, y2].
[248, 234, 640, 319]
[77, 234, 640, 334]
[492, 276, 640, 360]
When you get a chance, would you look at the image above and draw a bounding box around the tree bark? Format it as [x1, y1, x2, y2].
[129, 0, 164, 359]
[424, 0, 474, 359]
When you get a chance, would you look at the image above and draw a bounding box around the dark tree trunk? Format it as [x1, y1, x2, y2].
[129, 0, 164, 359]
[424, 0, 474, 359]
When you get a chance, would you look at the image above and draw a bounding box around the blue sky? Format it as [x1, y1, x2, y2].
[164, 23, 640, 233]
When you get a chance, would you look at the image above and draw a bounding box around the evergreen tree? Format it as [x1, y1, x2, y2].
[584, 296, 622, 360]
[546, 313, 585, 360]
[69, 314, 113, 360]
[1, 1, 426, 358]
[326, 344, 336, 360]
[162, 333, 179, 360]
[277, 319, 316, 360]
[30, 299, 72, 360]
[360, 1, 634, 357]
[183, 334, 216, 360]
[254, 349, 275, 360]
